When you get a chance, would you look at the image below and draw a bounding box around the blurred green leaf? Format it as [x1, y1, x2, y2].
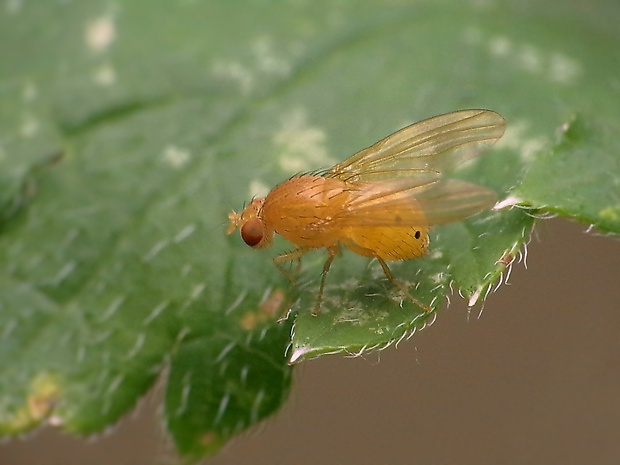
[0, 0, 618, 460]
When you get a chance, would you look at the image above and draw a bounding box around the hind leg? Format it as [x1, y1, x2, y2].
[375, 256, 431, 312]
[343, 242, 432, 312]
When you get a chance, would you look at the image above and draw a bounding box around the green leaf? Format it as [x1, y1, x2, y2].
[514, 114, 620, 233]
[0, 0, 618, 460]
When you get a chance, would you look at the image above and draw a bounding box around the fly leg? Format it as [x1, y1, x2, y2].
[376, 257, 432, 312]
[342, 241, 432, 312]
[273, 246, 337, 316]
[273, 248, 310, 286]
[313, 246, 339, 316]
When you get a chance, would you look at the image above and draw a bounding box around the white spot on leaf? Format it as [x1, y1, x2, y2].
[92, 64, 116, 86]
[162, 145, 191, 168]
[181, 264, 192, 276]
[477, 31, 582, 85]
[549, 52, 582, 84]
[274, 108, 332, 173]
[20, 116, 39, 138]
[252, 36, 292, 77]
[22, 81, 37, 101]
[212, 60, 254, 95]
[86, 16, 116, 52]
[518, 44, 543, 73]
[5, 0, 22, 14]
[497, 120, 548, 162]
[248, 179, 269, 198]
[489, 36, 512, 57]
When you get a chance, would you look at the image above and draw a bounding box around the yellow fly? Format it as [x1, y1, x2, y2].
[228, 109, 506, 314]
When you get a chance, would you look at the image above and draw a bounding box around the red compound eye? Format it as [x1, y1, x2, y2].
[240, 218, 264, 247]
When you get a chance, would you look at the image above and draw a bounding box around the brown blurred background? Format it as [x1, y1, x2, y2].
[1, 218, 619, 465]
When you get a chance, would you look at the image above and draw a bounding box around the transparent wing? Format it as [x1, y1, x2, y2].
[327, 178, 497, 228]
[326, 109, 506, 182]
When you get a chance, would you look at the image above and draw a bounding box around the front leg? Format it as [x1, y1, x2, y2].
[272, 248, 310, 286]
[273, 246, 339, 316]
